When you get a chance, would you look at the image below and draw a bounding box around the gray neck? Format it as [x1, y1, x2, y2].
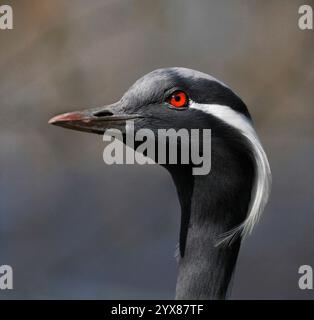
[169, 142, 253, 300]
[174, 175, 242, 299]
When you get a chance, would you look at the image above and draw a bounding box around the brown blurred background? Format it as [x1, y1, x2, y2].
[0, 0, 313, 299]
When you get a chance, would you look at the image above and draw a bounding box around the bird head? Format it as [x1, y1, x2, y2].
[49, 68, 251, 165]
[49, 67, 251, 133]
[49, 67, 271, 245]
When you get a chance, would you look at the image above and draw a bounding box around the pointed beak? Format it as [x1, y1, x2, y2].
[49, 105, 141, 134]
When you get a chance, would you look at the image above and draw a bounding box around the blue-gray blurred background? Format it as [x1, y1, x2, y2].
[0, 0, 313, 299]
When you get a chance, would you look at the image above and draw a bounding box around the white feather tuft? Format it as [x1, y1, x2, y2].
[190, 103, 272, 245]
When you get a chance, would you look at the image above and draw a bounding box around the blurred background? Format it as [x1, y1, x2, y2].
[0, 0, 313, 299]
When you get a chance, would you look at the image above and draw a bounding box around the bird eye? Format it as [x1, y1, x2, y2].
[166, 90, 188, 108]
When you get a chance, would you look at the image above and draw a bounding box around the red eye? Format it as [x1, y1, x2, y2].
[167, 91, 188, 108]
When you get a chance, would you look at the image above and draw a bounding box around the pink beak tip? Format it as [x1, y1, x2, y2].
[48, 112, 84, 124]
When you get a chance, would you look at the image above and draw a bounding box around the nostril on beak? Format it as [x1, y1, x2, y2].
[93, 110, 114, 118]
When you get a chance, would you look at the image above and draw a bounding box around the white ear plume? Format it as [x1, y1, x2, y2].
[190, 102, 272, 245]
